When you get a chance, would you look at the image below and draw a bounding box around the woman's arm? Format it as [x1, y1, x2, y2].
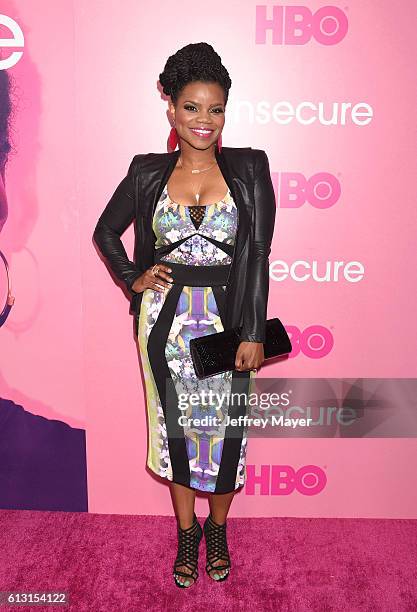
[239, 149, 276, 343]
[92, 156, 143, 293]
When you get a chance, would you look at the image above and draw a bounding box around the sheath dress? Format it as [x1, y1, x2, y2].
[137, 183, 255, 494]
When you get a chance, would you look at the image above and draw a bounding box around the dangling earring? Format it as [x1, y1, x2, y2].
[217, 134, 222, 153]
[168, 125, 179, 151]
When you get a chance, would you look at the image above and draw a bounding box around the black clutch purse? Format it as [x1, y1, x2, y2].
[189, 317, 292, 379]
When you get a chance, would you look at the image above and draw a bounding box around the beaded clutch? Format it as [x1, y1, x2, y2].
[189, 317, 292, 379]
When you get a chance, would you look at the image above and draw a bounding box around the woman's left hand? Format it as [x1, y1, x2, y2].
[235, 341, 264, 372]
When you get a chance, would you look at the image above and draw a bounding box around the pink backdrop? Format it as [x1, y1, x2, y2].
[1, 1, 416, 517]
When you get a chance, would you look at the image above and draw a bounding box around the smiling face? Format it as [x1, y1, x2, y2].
[169, 81, 226, 151]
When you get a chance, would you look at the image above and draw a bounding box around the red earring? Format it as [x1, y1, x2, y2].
[168, 126, 179, 151]
[217, 134, 222, 153]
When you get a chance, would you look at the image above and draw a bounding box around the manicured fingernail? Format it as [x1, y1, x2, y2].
[213, 573, 219, 580]
[184, 580, 190, 587]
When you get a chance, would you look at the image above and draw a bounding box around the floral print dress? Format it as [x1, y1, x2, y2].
[137, 184, 254, 494]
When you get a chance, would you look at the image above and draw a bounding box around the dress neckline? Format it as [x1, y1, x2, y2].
[165, 185, 230, 208]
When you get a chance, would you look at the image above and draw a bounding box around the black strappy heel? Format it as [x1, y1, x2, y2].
[203, 513, 231, 582]
[173, 512, 203, 588]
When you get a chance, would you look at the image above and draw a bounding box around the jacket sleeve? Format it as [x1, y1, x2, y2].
[239, 150, 276, 343]
[92, 156, 144, 294]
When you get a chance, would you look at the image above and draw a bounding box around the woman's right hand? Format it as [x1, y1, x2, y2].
[131, 264, 174, 293]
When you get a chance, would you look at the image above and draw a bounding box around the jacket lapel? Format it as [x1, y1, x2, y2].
[144, 149, 181, 219]
[215, 147, 251, 268]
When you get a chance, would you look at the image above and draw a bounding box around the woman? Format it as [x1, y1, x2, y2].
[93, 42, 276, 588]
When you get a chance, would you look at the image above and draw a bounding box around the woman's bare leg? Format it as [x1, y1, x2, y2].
[207, 491, 235, 579]
[170, 482, 197, 586]
[170, 482, 196, 527]
[208, 490, 234, 524]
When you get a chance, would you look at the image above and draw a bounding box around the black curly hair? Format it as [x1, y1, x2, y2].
[159, 42, 232, 106]
[0, 68, 12, 177]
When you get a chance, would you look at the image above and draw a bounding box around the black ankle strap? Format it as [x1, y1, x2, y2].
[207, 513, 226, 528]
[177, 512, 199, 532]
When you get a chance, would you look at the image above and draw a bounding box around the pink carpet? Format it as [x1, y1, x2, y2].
[0, 510, 416, 611]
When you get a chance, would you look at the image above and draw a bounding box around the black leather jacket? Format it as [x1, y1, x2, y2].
[93, 146, 276, 343]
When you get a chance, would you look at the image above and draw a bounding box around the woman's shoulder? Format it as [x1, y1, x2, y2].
[222, 147, 270, 177]
[221, 146, 267, 157]
[224, 146, 269, 168]
[127, 151, 172, 174]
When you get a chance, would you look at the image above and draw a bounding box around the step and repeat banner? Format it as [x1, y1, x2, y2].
[1, 1, 416, 517]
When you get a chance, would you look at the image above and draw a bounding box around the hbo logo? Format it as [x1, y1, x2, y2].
[284, 325, 333, 359]
[256, 5, 348, 45]
[277, 172, 341, 209]
[246, 464, 327, 495]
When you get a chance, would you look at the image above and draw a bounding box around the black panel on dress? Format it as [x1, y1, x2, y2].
[188, 205, 207, 230]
